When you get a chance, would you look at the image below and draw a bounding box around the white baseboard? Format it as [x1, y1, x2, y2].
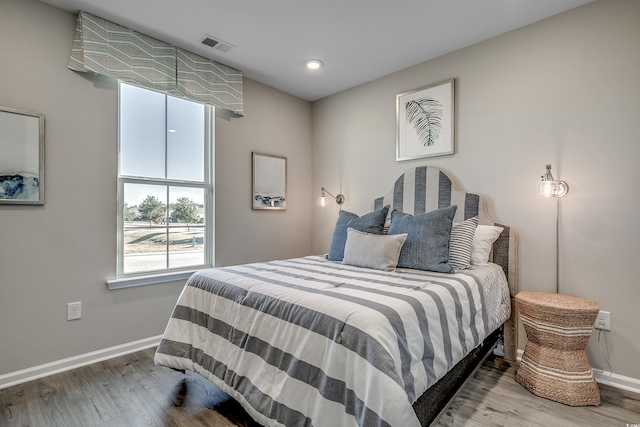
[0, 335, 162, 390]
[593, 369, 640, 394]
[515, 349, 640, 395]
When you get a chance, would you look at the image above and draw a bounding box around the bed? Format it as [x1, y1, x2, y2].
[155, 166, 518, 427]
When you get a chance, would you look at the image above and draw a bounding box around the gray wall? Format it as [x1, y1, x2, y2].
[312, 0, 640, 380]
[216, 79, 313, 267]
[0, 0, 312, 375]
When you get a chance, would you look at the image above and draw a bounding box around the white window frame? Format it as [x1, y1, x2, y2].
[108, 82, 215, 289]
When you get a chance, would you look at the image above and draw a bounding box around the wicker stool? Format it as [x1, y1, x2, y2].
[515, 291, 601, 406]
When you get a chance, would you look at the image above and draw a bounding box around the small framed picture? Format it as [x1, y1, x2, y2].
[252, 152, 287, 210]
[0, 106, 45, 205]
[396, 79, 455, 161]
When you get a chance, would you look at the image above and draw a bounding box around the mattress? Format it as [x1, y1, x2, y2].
[155, 255, 510, 427]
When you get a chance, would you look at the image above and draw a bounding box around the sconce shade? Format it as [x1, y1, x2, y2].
[319, 187, 344, 207]
[537, 180, 569, 198]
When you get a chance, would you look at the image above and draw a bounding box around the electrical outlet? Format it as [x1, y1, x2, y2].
[67, 302, 81, 320]
[595, 310, 610, 331]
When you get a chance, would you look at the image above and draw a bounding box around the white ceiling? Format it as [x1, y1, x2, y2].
[40, 0, 593, 101]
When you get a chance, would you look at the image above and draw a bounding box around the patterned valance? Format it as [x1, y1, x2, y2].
[176, 49, 243, 114]
[68, 12, 243, 116]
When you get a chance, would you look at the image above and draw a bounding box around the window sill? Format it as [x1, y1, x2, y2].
[107, 270, 198, 290]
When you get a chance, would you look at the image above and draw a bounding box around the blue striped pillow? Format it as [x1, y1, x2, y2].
[449, 216, 480, 270]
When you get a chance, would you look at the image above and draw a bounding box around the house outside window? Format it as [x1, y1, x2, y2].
[117, 82, 214, 277]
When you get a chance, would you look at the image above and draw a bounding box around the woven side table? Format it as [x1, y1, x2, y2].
[515, 291, 601, 406]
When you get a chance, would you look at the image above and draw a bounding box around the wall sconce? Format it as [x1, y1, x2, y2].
[318, 187, 345, 207]
[537, 164, 569, 198]
[537, 164, 569, 293]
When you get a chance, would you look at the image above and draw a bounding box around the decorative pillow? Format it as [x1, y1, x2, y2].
[449, 216, 480, 270]
[388, 205, 457, 273]
[470, 225, 504, 265]
[327, 205, 389, 261]
[343, 228, 407, 271]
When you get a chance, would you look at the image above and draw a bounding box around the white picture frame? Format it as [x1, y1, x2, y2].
[396, 79, 455, 161]
[0, 106, 45, 205]
[252, 152, 287, 210]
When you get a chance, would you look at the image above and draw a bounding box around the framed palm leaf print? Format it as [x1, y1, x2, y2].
[396, 79, 454, 161]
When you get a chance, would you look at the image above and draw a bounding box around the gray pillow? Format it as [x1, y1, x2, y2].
[343, 228, 407, 271]
[449, 215, 480, 270]
[388, 205, 457, 273]
[327, 205, 389, 261]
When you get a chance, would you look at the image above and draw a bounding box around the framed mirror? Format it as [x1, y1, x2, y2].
[0, 106, 45, 205]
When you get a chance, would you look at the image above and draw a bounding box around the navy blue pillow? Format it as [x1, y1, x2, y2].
[327, 206, 389, 261]
[388, 205, 457, 273]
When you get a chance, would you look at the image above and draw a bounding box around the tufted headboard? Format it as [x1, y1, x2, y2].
[372, 166, 518, 360]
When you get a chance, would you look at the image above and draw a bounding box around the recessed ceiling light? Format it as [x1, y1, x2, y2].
[168, 129, 176, 133]
[306, 59, 322, 70]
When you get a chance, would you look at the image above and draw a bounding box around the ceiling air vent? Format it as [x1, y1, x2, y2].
[201, 35, 234, 53]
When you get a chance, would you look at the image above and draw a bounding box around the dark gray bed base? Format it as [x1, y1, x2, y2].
[412, 327, 503, 426]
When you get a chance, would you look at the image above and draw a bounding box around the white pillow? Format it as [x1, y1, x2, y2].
[343, 228, 407, 271]
[470, 225, 504, 265]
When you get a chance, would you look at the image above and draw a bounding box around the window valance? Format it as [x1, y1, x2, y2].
[68, 11, 243, 116]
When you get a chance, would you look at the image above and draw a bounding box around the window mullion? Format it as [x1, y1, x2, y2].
[205, 105, 215, 267]
[166, 185, 170, 270]
[164, 93, 169, 180]
[164, 94, 169, 270]
[120, 176, 207, 188]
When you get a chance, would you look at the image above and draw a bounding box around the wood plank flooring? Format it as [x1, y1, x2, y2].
[1, 348, 638, 426]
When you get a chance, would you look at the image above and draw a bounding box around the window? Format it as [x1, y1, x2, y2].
[117, 82, 214, 278]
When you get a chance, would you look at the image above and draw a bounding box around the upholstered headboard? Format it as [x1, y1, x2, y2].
[372, 166, 518, 360]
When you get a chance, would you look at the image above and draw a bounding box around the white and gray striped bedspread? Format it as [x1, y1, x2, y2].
[154, 255, 510, 427]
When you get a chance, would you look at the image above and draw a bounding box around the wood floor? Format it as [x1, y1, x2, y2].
[1, 348, 638, 427]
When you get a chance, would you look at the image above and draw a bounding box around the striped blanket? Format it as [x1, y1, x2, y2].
[155, 256, 510, 427]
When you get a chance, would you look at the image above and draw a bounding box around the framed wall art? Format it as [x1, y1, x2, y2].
[252, 152, 287, 210]
[396, 78, 455, 161]
[0, 106, 45, 205]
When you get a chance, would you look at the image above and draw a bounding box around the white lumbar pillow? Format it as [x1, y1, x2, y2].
[343, 228, 407, 271]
